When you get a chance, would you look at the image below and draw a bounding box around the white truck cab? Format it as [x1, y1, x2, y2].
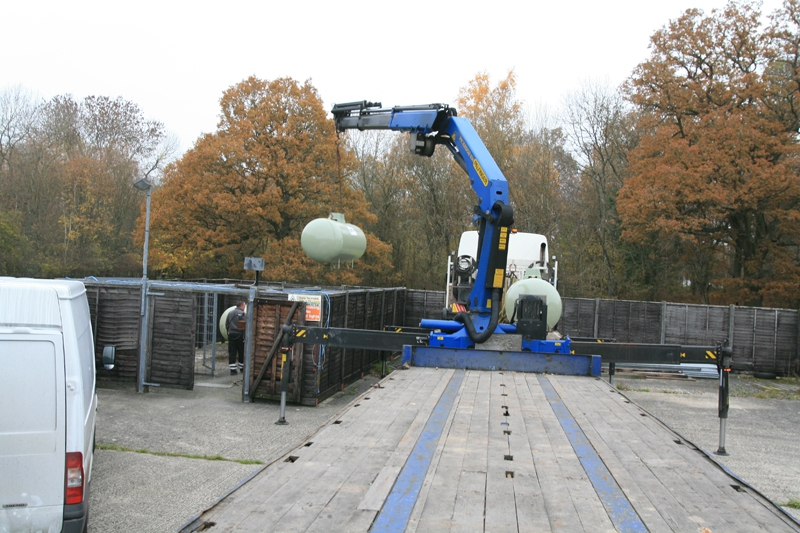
[0, 278, 111, 533]
[447, 231, 557, 306]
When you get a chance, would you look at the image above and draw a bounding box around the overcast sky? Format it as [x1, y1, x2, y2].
[2, 0, 786, 153]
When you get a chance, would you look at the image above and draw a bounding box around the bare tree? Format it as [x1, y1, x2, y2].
[562, 81, 639, 297]
[0, 86, 39, 171]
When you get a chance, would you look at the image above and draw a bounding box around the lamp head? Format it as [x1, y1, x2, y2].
[133, 178, 152, 191]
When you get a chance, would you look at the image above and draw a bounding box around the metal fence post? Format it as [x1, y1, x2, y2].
[593, 298, 600, 339]
[796, 306, 800, 375]
[211, 293, 218, 376]
[752, 309, 758, 366]
[201, 293, 209, 368]
[137, 279, 149, 393]
[773, 310, 779, 372]
[660, 301, 667, 344]
[728, 304, 735, 347]
[242, 286, 257, 403]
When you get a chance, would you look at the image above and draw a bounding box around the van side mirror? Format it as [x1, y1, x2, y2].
[102, 346, 116, 370]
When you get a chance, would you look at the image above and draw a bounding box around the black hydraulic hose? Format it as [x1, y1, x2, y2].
[454, 288, 501, 344]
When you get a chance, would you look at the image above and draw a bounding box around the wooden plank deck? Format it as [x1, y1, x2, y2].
[184, 368, 800, 533]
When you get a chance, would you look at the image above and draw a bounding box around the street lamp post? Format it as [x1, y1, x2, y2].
[133, 178, 152, 393]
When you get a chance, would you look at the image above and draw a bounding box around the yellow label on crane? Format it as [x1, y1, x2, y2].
[498, 227, 508, 250]
[493, 268, 505, 288]
[474, 159, 489, 187]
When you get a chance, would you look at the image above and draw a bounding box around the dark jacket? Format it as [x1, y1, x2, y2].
[227, 307, 245, 338]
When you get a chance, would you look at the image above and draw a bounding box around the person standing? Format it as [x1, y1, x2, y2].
[227, 301, 246, 375]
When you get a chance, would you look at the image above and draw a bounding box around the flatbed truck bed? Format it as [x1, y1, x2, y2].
[183, 367, 800, 532]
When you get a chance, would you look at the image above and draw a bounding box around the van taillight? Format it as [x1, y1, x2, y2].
[65, 452, 84, 504]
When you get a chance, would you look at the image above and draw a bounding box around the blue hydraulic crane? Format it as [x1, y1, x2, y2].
[332, 102, 547, 351]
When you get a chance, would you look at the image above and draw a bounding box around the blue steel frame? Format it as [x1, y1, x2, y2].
[402, 345, 601, 376]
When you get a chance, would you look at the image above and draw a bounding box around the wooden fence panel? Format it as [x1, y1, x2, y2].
[663, 303, 729, 347]
[203, 288, 800, 384]
[402, 289, 445, 327]
[250, 298, 304, 402]
[559, 298, 598, 338]
[390, 289, 404, 327]
[86, 285, 142, 382]
[249, 288, 408, 406]
[310, 293, 345, 406]
[148, 292, 196, 389]
[697, 306, 729, 346]
[732, 307, 757, 371]
[366, 289, 384, 366]
[776, 310, 798, 376]
[754, 309, 777, 373]
[629, 301, 662, 343]
[83, 282, 797, 393]
[559, 297, 797, 375]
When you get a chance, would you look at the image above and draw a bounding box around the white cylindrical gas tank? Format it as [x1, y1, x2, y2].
[504, 278, 563, 329]
[301, 218, 367, 263]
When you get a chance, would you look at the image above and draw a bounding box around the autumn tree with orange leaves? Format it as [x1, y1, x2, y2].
[621, 0, 800, 307]
[456, 71, 575, 239]
[147, 77, 395, 285]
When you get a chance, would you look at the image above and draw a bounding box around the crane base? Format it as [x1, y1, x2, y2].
[401, 345, 601, 376]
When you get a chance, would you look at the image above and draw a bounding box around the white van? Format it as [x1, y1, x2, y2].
[0, 278, 113, 533]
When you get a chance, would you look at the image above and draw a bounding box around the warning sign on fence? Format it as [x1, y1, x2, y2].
[288, 293, 322, 322]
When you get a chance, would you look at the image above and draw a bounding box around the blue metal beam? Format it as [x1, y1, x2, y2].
[402, 346, 601, 376]
[538, 376, 648, 533]
[369, 370, 465, 533]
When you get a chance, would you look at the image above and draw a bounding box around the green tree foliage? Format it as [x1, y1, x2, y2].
[0, 88, 170, 277]
[149, 76, 395, 286]
[0, 210, 29, 275]
[621, 0, 800, 307]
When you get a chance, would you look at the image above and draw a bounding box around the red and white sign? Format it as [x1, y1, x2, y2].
[288, 294, 322, 322]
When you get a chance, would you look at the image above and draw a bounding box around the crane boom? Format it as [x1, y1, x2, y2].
[332, 101, 513, 348]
